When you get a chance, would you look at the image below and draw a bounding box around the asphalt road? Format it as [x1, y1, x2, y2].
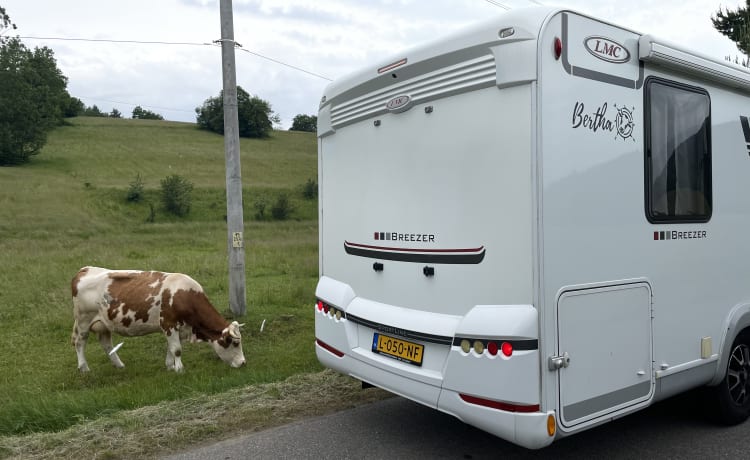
[163, 390, 750, 459]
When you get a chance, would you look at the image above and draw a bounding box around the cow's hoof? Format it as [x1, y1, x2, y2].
[78, 364, 90, 373]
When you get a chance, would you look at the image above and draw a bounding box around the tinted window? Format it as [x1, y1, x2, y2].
[645, 78, 711, 223]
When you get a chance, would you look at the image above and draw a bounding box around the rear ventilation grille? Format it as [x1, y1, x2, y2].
[331, 54, 496, 129]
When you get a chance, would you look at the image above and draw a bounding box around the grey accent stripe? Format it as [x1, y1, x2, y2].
[563, 380, 651, 422]
[561, 13, 645, 90]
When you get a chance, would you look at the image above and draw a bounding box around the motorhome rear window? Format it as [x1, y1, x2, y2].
[645, 77, 712, 223]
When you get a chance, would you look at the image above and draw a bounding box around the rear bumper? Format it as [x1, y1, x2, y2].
[315, 340, 555, 449]
[314, 276, 553, 449]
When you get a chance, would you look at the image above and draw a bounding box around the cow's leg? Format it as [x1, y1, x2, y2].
[92, 321, 125, 369]
[72, 320, 90, 372]
[164, 328, 184, 372]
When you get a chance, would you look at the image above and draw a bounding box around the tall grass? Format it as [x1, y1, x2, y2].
[0, 117, 319, 435]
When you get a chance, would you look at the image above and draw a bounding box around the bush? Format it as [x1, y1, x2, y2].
[160, 174, 193, 217]
[301, 178, 317, 199]
[126, 173, 144, 202]
[253, 197, 268, 220]
[271, 192, 293, 220]
[145, 202, 156, 223]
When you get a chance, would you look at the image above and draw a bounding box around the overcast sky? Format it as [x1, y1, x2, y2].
[1, 0, 745, 128]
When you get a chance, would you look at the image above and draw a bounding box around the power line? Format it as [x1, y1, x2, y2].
[482, 0, 544, 9]
[238, 47, 331, 81]
[19, 35, 211, 46]
[76, 96, 195, 114]
[483, 0, 511, 10]
[18, 35, 332, 81]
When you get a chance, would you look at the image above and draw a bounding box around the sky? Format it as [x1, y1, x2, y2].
[1, 0, 745, 129]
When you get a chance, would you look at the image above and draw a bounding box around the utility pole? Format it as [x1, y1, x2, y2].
[219, 0, 246, 316]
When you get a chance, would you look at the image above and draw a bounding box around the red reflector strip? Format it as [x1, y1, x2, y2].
[316, 339, 344, 357]
[459, 394, 539, 413]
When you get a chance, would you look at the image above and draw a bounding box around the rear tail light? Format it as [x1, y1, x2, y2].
[501, 341, 513, 357]
[316, 299, 346, 321]
[454, 337, 521, 359]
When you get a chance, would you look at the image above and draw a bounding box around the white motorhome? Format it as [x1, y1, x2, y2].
[314, 6, 750, 448]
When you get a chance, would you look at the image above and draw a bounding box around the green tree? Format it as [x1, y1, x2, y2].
[290, 114, 317, 132]
[0, 34, 69, 165]
[0, 6, 17, 45]
[63, 95, 84, 117]
[109, 108, 122, 118]
[713, 2, 750, 65]
[195, 86, 280, 138]
[83, 104, 105, 117]
[132, 105, 164, 120]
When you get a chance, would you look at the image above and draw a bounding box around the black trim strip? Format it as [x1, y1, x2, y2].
[346, 313, 454, 345]
[344, 242, 486, 264]
[344, 313, 539, 350]
[453, 336, 539, 351]
[561, 13, 644, 90]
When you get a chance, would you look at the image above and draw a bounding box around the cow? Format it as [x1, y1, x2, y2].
[71, 266, 246, 372]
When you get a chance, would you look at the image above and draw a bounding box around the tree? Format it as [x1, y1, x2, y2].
[109, 108, 122, 118]
[132, 105, 164, 120]
[82, 104, 103, 117]
[713, 2, 750, 65]
[195, 86, 280, 138]
[0, 33, 69, 165]
[0, 6, 17, 45]
[290, 114, 317, 132]
[63, 95, 84, 117]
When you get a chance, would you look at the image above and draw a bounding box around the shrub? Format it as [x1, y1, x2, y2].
[126, 173, 144, 202]
[253, 197, 268, 220]
[145, 202, 156, 223]
[271, 192, 293, 220]
[302, 178, 317, 199]
[160, 174, 193, 217]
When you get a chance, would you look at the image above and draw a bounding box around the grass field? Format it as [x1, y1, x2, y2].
[0, 117, 322, 439]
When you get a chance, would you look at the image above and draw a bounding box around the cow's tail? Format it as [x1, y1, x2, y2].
[71, 319, 79, 346]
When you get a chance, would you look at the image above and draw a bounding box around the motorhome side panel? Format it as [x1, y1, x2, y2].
[538, 12, 654, 432]
[641, 61, 750, 393]
[540, 10, 750, 434]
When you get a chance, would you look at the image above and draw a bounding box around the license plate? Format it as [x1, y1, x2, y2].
[372, 333, 424, 366]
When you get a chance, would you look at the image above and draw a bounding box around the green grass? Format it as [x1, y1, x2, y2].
[0, 117, 320, 436]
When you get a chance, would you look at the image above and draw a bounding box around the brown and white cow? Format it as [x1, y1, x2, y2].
[71, 266, 246, 372]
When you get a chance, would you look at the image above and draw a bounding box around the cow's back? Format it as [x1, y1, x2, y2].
[72, 267, 169, 336]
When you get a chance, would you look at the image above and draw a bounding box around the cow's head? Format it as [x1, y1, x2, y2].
[211, 321, 246, 367]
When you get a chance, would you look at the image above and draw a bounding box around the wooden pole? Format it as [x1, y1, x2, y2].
[219, 0, 246, 316]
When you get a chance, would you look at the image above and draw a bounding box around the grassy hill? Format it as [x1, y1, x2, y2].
[0, 117, 320, 438]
